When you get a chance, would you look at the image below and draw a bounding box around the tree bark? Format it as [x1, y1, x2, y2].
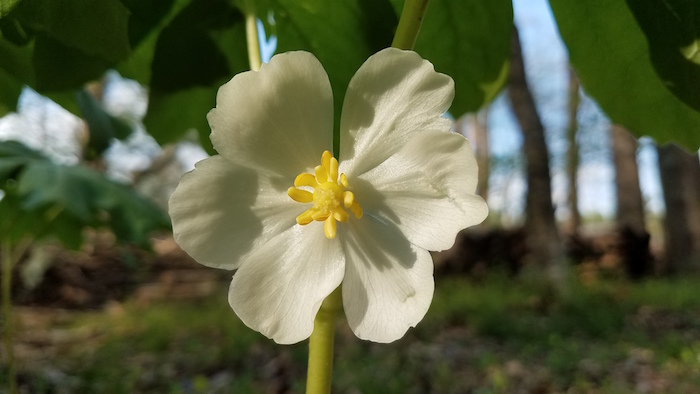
[458, 111, 490, 202]
[611, 125, 650, 278]
[657, 144, 700, 274]
[507, 26, 565, 284]
[565, 68, 581, 235]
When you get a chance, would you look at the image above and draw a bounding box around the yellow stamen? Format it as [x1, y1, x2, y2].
[314, 165, 327, 183]
[329, 157, 339, 182]
[297, 209, 315, 225]
[349, 202, 363, 219]
[289, 151, 363, 239]
[287, 187, 313, 203]
[343, 191, 354, 209]
[333, 209, 349, 223]
[295, 173, 318, 188]
[324, 216, 337, 239]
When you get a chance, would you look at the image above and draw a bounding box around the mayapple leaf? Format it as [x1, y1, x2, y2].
[144, 87, 217, 154]
[118, 0, 177, 47]
[0, 0, 21, 18]
[263, 0, 397, 153]
[77, 89, 134, 158]
[0, 140, 171, 248]
[19, 162, 99, 222]
[0, 139, 44, 180]
[117, 0, 192, 85]
[0, 66, 22, 116]
[625, 0, 700, 113]
[32, 35, 111, 92]
[390, 0, 513, 117]
[549, 0, 700, 149]
[9, 0, 130, 63]
[143, 0, 247, 149]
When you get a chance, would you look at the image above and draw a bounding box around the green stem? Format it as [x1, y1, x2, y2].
[2, 239, 16, 394]
[305, 286, 342, 394]
[245, 13, 262, 72]
[392, 0, 431, 50]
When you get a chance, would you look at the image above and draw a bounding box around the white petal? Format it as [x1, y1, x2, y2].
[352, 130, 488, 252]
[341, 217, 434, 343]
[229, 225, 344, 344]
[339, 48, 454, 177]
[209, 51, 334, 179]
[169, 156, 300, 270]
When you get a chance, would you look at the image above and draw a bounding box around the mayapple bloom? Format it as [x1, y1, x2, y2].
[169, 48, 488, 344]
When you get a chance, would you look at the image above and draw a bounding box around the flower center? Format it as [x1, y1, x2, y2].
[287, 150, 363, 239]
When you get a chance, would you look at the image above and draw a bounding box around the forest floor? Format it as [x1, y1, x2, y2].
[2, 234, 700, 393]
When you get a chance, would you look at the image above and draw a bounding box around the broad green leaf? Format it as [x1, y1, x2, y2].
[32, 35, 111, 91]
[0, 29, 34, 85]
[549, 0, 700, 149]
[144, 87, 217, 154]
[0, 140, 170, 248]
[10, 0, 130, 63]
[77, 89, 133, 158]
[118, 0, 177, 47]
[19, 161, 97, 221]
[391, 0, 512, 117]
[625, 0, 700, 113]
[0, 14, 33, 45]
[117, 0, 190, 85]
[263, 0, 397, 153]
[0, 0, 21, 18]
[0, 139, 43, 179]
[143, 0, 247, 149]
[0, 66, 21, 116]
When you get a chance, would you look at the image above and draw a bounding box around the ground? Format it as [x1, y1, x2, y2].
[2, 233, 700, 393]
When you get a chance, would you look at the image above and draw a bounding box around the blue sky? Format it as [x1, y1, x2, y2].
[484, 0, 665, 224]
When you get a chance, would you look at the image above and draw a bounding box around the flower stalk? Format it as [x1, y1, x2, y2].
[2, 238, 16, 394]
[245, 13, 262, 72]
[306, 286, 342, 394]
[304, 0, 430, 391]
[392, 0, 431, 50]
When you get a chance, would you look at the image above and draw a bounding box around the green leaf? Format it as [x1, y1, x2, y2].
[0, 28, 34, 86]
[77, 89, 133, 157]
[117, 0, 192, 85]
[118, 0, 177, 47]
[144, 87, 217, 154]
[549, 0, 700, 149]
[264, 0, 397, 153]
[392, 0, 513, 117]
[18, 161, 97, 221]
[32, 35, 111, 91]
[0, 0, 21, 18]
[0, 14, 33, 45]
[10, 0, 130, 63]
[0, 139, 43, 180]
[0, 140, 170, 248]
[625, 0, 700, 113]
[143, 0, 247, 148]
[0, 66, 21, 116]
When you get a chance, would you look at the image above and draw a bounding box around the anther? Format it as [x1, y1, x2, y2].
[289, 151, 363, 239]
[288, 187, 313, 203]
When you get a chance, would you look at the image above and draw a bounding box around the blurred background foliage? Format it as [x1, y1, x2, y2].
[1, 0, 700, 392]
[1, 0, 698, 150]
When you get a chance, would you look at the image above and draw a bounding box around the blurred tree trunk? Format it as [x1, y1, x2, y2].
[657, 144, 700, 274]
[457, 111, 490, 202]
[611, 125, 650, 278]
[508, 26, 566, 285]
[565, 68, 581, 235]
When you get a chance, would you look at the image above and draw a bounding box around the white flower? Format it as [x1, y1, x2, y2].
[168, 48, 488, 344]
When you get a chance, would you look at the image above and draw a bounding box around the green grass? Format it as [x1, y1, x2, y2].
[6, 274, 700, 393]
